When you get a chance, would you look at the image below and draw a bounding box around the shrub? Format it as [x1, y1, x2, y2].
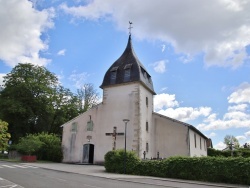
[16, 136, 44, 155]
[104, 149, 140, 174]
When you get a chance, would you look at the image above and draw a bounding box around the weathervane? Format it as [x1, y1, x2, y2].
[128, 21, 133, 35]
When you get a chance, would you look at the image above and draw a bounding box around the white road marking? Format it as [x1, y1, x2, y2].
[12, 165, 28, 169]
[21, 165, 38, 168]
[1, 165, 15, 168]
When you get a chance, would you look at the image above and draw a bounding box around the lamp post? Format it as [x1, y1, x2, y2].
[123, 119, 129, 174]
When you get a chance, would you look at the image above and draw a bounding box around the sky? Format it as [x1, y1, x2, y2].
[0, 0, 250, 150]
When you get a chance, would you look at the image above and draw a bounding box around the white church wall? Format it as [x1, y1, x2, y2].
[189, 129, 207, 157]
[153, 114, 189, 158]
[138, 84, 155, 159]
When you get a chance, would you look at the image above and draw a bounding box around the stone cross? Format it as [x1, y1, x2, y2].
[105, 126, 124, 150]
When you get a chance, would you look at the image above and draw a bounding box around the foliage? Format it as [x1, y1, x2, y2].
[104, 153, 250, 185]
[0, 63, 80, 143]
[15, 133, 62, 162]
[208, 148, 250, 158]
[0, 119, 11, 151]
[77, 83, 100, 113]
[104, 149, 140, 174]
[224, 135, 240, 148]
[34, 132, 63, 162]
[16, 135, 44, 155]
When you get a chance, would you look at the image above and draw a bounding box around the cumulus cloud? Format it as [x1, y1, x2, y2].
[0, 73, 6, 86]
[157, 106, 211, 122]
[197, 82, 250, 131]
[207, 132, 216, 137]
[0, 0, 54, 67]
[57, 49, 66, 56]
[61, 0, 250, 69]
[69, 71, 89, 88]
[161, 44, 166, 52]
[154, 93, 179, 110]
[151, 60, 166, 73]
[227, 82, 250, 104]
[245, 131, 250, 137]
[236, 135, 246, 141]
[214, 141, 226, 150]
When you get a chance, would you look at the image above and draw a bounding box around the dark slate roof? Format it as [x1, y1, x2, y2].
[100, 35, 156, 94]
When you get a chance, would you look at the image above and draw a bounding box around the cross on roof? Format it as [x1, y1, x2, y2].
[128, 21, 133, 35]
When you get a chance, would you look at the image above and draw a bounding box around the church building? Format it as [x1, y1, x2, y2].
[61, 34, 208, 164]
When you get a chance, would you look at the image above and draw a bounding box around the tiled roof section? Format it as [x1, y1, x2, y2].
[100, 35, 155, 94]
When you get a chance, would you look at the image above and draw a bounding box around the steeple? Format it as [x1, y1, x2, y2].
[100, 34, 155, 94]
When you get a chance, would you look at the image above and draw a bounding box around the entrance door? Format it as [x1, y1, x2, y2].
[82, 144, 94, 164]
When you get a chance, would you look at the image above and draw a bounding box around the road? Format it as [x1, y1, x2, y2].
[0, 161, 247, 188]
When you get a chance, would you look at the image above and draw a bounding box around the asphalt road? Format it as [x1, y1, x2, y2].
[0, 161, 248, 188]
[0, 161, 170, 188]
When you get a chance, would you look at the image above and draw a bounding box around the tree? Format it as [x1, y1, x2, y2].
[77, 83, 100, 113]
[224, 135, 240, 149]
[0, 119, 11, 151]
[0, 63, 80, 143]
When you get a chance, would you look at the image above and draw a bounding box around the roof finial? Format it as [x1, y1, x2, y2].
[128, 21, 133, 36]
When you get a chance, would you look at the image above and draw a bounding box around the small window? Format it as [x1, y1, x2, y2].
[194, 134, 196, 148]
[146, 97, 148, 107]
[200, 137, 202, 150]
[87, 120, 94, 131]
[146, 122, 148, 132]
[124, 69, 131, 82]
[110, 71, 117, 84]
[146, 142, 149, 152]
[71, 122, 77, 132]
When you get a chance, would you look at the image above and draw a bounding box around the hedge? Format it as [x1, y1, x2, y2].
[208, 148, 250, 158]
[104, 151, 250, 185]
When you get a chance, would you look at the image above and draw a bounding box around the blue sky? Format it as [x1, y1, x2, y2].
[0, 0, 250, 149]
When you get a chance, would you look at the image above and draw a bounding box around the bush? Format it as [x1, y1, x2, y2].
[15, 133, 62, 162]
[104, 149, 140, 174]
[208, 148, 250, 158]
[34, 132, 62, 162]
[16, 136, 44, 155]
[104, 154, 250, 185]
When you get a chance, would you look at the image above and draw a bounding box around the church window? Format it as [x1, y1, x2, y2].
[87, 120, 94, 131]
[204, 140, 206, 151]
[110, 66, 118, 84]
[146, 142, 149, 152]
[146, 97, 148, 107]
[194, 134, 197, 148]
[200, 137, 202, 150]
[146, 122, 148, 132]
[124, 64, 132, 82]
[71, 122, 77, 132]
[110, 71, 117, 84]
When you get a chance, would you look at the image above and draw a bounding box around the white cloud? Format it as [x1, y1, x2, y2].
[236, 135, 246, 141]
[157, 106, 211, 122]
[61, 0, 250, 69]
[57, 49, 66, 56]
[228, 104, 248, 112]
[0, 0, 54, 67]
[0, 73, 6, 86]
[154, 93, 179, 110]
[227, 82, 250, 104]
[208, 132, 216, 137]
[245, 131, 250, 137]
[152, 60, 166, 73]
[214, 141, 226, 150]
[69, 71, 89, 88]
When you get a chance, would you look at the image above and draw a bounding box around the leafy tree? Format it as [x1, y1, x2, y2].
[16, 135, 44, 155]
[0, 63, 80, 143]
[77, 83, 100, 113]
[224, 135, 240, 149]
[0, 119, 11, 151]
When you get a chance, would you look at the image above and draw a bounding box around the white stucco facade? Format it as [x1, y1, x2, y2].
[61, 35, 207, 164]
